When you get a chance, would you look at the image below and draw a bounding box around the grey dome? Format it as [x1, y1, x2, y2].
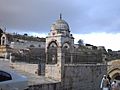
[51, 19, 69, 31]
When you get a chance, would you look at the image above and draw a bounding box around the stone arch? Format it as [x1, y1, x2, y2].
[108, 68, 120, 74]
[2, 37, 5, 45]
[107, 60, 120, 80]
[62, 42, 72, 64]
[62, 43, 70, 49]
[62, 41, 71, 49]
[47, 40, 58, 49]
[108, 68, 120, 80]
[112, 73, 120, 80]
[47, 41, 58, 64]
[1, 34, 7, 45]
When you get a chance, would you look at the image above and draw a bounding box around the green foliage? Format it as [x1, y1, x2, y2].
[78, 39, 84, 46]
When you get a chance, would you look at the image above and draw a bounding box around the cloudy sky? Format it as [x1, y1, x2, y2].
[0, 0, 120, 50]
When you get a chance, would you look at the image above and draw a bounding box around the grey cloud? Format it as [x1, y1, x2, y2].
[0, 0, 120, 34]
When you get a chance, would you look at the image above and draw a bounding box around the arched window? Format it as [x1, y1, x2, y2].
[49, 42, 57, 48]
[47, 41, 58, 64]
[2, 37, 5, 45]
[63, 43, 70, 49]
[64, 46, 68, 49]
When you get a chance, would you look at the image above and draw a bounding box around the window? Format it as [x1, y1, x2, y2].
[63, 43, 70, 49]
[2, 37, 5, 39]
[2, 37, 5, 45]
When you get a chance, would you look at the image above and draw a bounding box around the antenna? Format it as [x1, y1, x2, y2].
[60, 13, 62, 20]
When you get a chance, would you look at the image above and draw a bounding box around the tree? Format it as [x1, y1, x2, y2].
[24, 33, 28, 36]
[107, 49, 112, 52]
[78, 39, 84, 46]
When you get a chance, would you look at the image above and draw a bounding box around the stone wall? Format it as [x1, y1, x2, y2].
[27, 82, 61, 90]
[62, 64, 107, 90]
[12, 62, 38, 75]
[0, 45, 7, 57]
[10, 41, 45, 49]
[45, 64, 61, 81]
[64, 51, 103, 64]
[45, 52, 62, 81]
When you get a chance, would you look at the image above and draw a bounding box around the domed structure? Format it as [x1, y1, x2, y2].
[51, 14, 69, 31]
[51, 19, 69, 31]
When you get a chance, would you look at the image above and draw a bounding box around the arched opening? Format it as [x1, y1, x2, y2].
[2, 37, 5, 45]
[62, 42, 70, 49]
[47, 41, 58, 64]
[62, 43, 71, 64]
[112, 73, 120, 80]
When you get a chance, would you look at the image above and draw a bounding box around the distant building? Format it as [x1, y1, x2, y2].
[0, 29, 45, 60]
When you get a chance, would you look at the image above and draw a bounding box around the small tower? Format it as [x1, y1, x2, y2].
[45, 15, 74, 81]
[1, 28, 8, 46]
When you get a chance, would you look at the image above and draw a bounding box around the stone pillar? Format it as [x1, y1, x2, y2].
[45, 47, 63, 81]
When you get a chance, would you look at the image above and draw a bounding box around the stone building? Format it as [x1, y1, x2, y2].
[45, 15, 107, 90]
[0, 28, 46, 61]
[0, 28, 10, 58]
